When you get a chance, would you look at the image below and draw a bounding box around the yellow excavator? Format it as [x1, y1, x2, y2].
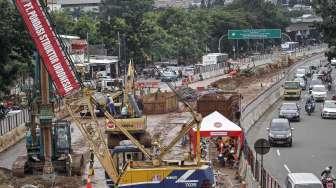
[14, 0, 215, 187]
[105, 60, 151, 149]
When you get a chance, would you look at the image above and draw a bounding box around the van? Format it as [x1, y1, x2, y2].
[97, 78, 123, 92]
[283, 81, 301, 100]
[286, 173, 323, 188]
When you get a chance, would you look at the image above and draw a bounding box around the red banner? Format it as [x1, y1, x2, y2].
[136, 81, 160, 89]
[15, 0, 80, 97]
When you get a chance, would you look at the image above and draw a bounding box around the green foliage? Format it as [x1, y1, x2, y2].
[51, 10, 74, 34]
[313, 0, 336, 60]
[0, 0, 33, 94]
[52, 0, 290, 64]
[99, 0, 154, 63]
[51, 11, 101, 44]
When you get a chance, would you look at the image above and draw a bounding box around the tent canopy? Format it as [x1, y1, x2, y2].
[192, 111, 242, 137]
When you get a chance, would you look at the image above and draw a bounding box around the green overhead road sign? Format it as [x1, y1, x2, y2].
[228, 29, 281, 40]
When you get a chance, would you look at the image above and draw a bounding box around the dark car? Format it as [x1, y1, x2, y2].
[267, 118, 294, 147]
[160, 71, 178, 82]
[279, 103, 300, 121]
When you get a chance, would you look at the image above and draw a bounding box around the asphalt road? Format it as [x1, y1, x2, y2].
[247, 55, 336, 187]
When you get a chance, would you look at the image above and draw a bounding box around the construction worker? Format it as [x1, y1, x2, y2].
[108, 98, 116, 116]
[152, 141, 160, 158]
[88, 149, 95, 176]
[121, 105, 128, 118]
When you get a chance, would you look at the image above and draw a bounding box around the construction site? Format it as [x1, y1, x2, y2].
[0, 0, 324, 188]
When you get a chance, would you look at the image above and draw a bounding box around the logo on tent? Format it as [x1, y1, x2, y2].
[214, 122, 222, 128]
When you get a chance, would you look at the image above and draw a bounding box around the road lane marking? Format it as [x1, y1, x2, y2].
[284, 164, 292, 173]
[277, 149, 280, 156]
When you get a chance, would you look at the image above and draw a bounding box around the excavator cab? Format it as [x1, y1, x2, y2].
[105, 140, 147, 187]
[52, 120, 72, 159]
[112, 141, 146, 173]
[25, 120, 72, 160]
[105, 61, 151, 149]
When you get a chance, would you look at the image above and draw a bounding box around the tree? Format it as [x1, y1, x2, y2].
[51, 10, 74, 35]
[313, 0, 336, 60]
[72, 15, 100, 44]
[99, 0, 155, 63]
[0, 0, 33, 94]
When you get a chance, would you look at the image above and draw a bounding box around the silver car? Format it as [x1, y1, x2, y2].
[311, 85, 327, 102]
[294, 77, 306, 90]
[321, 100, 336, 119]
[279, 103, 300, 121]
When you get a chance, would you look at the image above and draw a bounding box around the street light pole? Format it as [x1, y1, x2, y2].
[218, 34, 227, 53]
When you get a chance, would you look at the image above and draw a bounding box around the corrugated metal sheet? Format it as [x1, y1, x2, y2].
[143, 92, 178, 114]
[197, 92, 241, 122]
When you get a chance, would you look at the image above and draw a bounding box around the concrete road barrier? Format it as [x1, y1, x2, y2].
[0, 123, 26, 153]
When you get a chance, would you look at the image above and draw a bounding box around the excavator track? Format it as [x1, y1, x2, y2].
[70, 154, 84, 176]
[12, 156, 28, 177]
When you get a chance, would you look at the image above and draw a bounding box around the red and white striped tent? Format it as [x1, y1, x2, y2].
[191, 111, 242, 137]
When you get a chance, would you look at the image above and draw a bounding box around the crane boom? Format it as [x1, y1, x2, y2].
[15, 0, 207, 185]
[14, 0, 121, 183]
[15, 0, 80, 97]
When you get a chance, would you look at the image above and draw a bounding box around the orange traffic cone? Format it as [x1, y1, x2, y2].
[86, 176, 93, 188]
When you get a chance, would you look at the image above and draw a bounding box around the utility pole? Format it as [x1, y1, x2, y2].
[41, 0, 54, 175]
[117, 32, 121, 77]
[40, 62, 54, 174]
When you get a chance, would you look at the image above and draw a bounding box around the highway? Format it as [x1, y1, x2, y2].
[247, 55, 336, 187]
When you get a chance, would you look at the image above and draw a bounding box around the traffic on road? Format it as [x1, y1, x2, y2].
[247, 56, 336, 188]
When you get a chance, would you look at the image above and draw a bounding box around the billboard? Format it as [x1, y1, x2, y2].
[15, 0, 80, 97]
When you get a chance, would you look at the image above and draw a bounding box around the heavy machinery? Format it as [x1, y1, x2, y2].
[105, 61, 151, 149]
[13, 120, 84, 177]
[12, 52, 84, 177]
[14, 0, 215, 187]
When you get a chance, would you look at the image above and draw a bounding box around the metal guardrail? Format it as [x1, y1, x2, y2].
[0, 109, 29, 136]
[243, 139, 282, 188]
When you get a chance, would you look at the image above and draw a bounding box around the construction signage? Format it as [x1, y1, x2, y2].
[15, 0, 80, 97]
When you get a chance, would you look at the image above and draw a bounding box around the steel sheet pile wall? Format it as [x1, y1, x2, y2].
[197, 92, 241, 122]
[143, 92, 178, 114]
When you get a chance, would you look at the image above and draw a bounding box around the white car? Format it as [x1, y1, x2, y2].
[311, 85, 327, 101]
[331, 58, 336, 66]
[295, 68, 306, 78]
[321, 100, 336, 119]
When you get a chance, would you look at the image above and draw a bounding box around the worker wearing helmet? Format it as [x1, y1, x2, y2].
[321, 166, 334, 179]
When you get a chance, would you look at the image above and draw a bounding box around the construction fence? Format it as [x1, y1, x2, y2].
[0, 109, 29, 136]
[242, 140, 282, 188]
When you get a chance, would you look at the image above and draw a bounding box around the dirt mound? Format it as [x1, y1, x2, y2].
[0, 168, 84, 188]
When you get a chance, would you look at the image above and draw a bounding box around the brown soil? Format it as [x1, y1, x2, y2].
[212, 57, 297, 107]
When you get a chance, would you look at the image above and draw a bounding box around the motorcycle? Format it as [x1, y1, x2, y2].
[305, 103, 313, 116]
[328, 82, 332, 91]
[321, 176, 335, 188]
[218, 153, 225, 167]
